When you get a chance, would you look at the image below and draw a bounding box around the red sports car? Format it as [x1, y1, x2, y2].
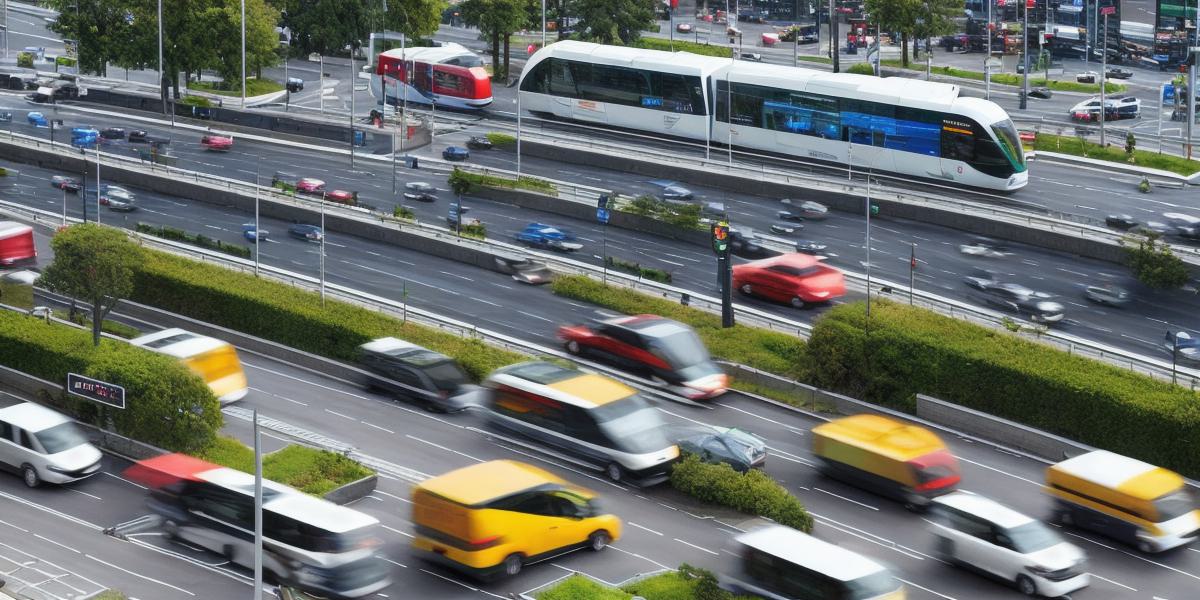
[200, 134, 233, 151]
[558, 314, 728, 400]
[732, 253, 846, 308]
[326, 189, 357, 205]
[296, 178, 326, 194]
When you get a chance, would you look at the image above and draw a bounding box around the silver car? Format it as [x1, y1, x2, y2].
[0, 402, 102, 487]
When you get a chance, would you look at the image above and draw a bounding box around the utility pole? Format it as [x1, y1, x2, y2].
[1188, 0, 1198, 160]
[1099, 10, 1108, 148]
[350, 50, 356, 169]
[158, 0, 164, 114]
[517, 86, 522, 175]
[793, 0, 799, 67]
[908, 243, 916, 305]
[541, 0, 546, 47]
[829, 0, 838, 72]
[254, 171, 260, 277]
[252, 408, 263, 600]
[1019, 0, 1029, 110]
[864, 172, 872, 318]
[320, 55, 325, 114]
[320, 192, 326, 306]
[241, 0, 246, 108]
[985, 0, 992, 99]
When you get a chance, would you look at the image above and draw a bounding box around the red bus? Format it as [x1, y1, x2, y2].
[372, 43, 493, 110]
[0, 221, 35, 267]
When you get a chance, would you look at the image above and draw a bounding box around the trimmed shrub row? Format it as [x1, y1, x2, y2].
[538, 567, 756, 600]
[0, 310, 221, 453]
[620, 195, 703, 230]
[605, 255, 673, 283]
[485, 132, 517, 146]
[671, 454, 814, 533]
[448, 167, 556, 195]
[551, 275, 806, 379]
[129, 248, 527, 381]
[136, 223, 251, 259]
[199, 437, 373, 496]
[631, 37, 733, 58]
[806, 300, 1200, 477]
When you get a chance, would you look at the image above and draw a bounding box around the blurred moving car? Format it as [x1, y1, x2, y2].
[515, 223, 583, 251]
[559, 313, 729, 400]
[358, 337, 476, 412]
[962, 267, 998, 290]
[673, 424, 766, 472]
[1028, 87, 1053, 99]
[930, 492, 1090, 597]
[648, 179, 694, 202]
[1111, 95, 1142, 118]
[970, 281, 1065, 324]
[737, 51, 763, 61]
[780, 199, 828, 220]
[200, 134, 234, 151]
[1106, 67, 1133, 79]
[728, 228, 779, 259]
[1083, 283, 1130, 306]
[813, 414, 961, 510]
[721, 525, 906, 600]
[296, 178, 326, 194]
[26, 111, 47, 127]
[0, 402, 102, 488]
[482, 361, 680, 484]
[285, 76, 304, 92]
[288, 223, 324, 241]
[732, 253, 846, 308]
[104, 196, 137, 212]
[241, 223, 268, 242]
[0, 112, 11, 123]
[1163, 212, 1200, 239]
[50, 175, 80, 193]
[99, 127, 126, 140]
[410, 460, 621, 579]
[769, 222, 801, 234]
[1105, 213, 1138, 230]
[325, 189, 358, 205]
[793, 240, 829, 255]
[403, 181, 438, 202]
[466, 135, 493, 150]
[1165, 330, 1200, 364]
[677, 22, 694, 33]
[1069, 98, 1117, 121]
[1047, 450, 1200, 553]
[442, 145, 470, 161]
[493, 255, 555, 285]
[959, 238, 1012, 258]
[1076, 70, 1098, 83]
[0, 222, 36, 267]
[99, 185, 134, 204]
[129, 328, 249, 404]
[128, 130, 149, 143]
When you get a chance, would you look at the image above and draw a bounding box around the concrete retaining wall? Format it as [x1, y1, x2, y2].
[323, 474, 378, 504]
[914, 394, 1090, 463]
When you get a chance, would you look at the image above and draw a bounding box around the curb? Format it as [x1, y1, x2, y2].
[1029, 150, 1197, 185]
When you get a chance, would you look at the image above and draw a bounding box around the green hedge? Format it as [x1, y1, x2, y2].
[485, 132, 517, 146]
[671, 454, 814, 532]
[605, 255, 672, 283]
[129, 248, 527, 381]
[632, 37, 732, 58]
[806, 300, 1200, 477]
[136, 223, 251, 259]
[847, 62, 876, 75]
[538, 575, 630, 600]
[0, 278, 34, 308]
[200, 437, 374, 496]
[620, 195, 703, 230]
[551, 275, 806, 379]
[0, 310, 220, 453]
[539, 567, 758, 600]
[16, 52, 33, 68]
[449, 167, 556, 195]
[1030, 132, 1200, 177]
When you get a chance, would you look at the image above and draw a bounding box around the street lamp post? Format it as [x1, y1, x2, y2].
[864, 170, 873, 318]
[1159, 82, 1168, 154]
[1099, 11, 1108, 148]
[241, 0, 246, 108]
[517, 87, 522, 175]
[254, 171, 260, 277]
[1168, 330, 1179, 384]
[350, 50, 356, 169]
[1188, 0, 1198, 160]
[541, 0, 546, 47]
[1019, 0, 1029, 110]
[252, 408, 263, 600]
[158, 0, 165, 115]
[320, 192, 326, 306]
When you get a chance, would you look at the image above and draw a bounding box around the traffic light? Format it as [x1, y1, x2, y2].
[711, 222, 730, 255]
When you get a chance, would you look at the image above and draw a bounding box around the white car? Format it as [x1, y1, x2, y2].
[0, 402, 103, 487]
[930, 492, 1089, 598]
[101, 185, 134, 201]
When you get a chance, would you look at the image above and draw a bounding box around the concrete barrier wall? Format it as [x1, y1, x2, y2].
[323, 474, 378, 504]
[914, 394, 1090, 464]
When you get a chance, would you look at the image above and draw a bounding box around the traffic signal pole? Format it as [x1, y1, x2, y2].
[712, 222, 734, 328]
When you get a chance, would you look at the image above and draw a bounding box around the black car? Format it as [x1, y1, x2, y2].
[962, 267, 998, 290]
[971, 281, 1065, 324]
[99, 128, 126, 140]
[358, 337, 477, 412]
[769, 222, 801, 235]
[287, 223, 323, 242]
[728, 229, 779, 259]
[673, 424, 767, 472]
[1105, 213, 1138, 230]
[1106, 67, 1133, 79]
[466, 135, 493, 150]
[0, 112, 11, 123]
[1028, 87, 1053, 99]
[128, 130, 149, 143]
[286, 77, 304, 93]
[793, 240, 828, 255]
[50, 175, 80, 193]
[403, 181, 438, 202]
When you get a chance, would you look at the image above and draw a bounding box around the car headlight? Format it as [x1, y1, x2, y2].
[1036, 302, 1062, 312]
[811, 291, 830, 298]
[1025, 565, 1055, 577]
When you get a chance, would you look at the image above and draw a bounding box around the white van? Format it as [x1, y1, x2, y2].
[0, 402, 102, 487]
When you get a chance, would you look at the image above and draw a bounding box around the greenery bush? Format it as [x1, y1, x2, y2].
[0, 166, 9, 176]
[63, 309, 142, 339]
[879, 59, 1124, 93]
[188, 78, 284, 97]
[178, 95, 213, 108]
[1123, 233, 1190, 289]
[128, 248, 527, 381]
[632, 37, 732, 58]
[0, 278, 34, 308]
[200, 437, 375, 496]
[393, 204, 415, 219]
[552, 275, 806, 379]
[485, 132, 517, 146]
[448, 166, 556, 195]
[91, 592, 128, 600]
[805, 300, 1200, 477]
[605, 256, 672, 283]
[847, 62, 876, 76]
[0, 310, 220, 453]
[671, 454, 814, 532]
[17, 52, 33, 68]
[56, 56, 77, 67]
[136, 223, 251, 259]
[538, 568, 758, 600]
[618, 195, 703, 230]
[538, 575, 630, 600]
[1030, 132, 1200, 176]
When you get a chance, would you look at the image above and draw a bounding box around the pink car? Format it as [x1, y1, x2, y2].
[296, 178, 326, 194]
[201, 135, 233, 151]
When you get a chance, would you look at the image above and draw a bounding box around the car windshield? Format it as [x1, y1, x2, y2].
[34, 421, 89, 454]
[647, 329, 711, 369]
[592, 395, 671, 454]
[844, 571, 900, 599]
[991, 119, 1027, 169]
[421, 361, 470, 391]
[1005, 521, 1062, 554]
[1152, 489, 1197, 522]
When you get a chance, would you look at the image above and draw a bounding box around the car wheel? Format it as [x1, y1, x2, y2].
[1016, 574, 1037, 596]
[22, 464, 40, 488]
[1057, 510, 1073, 526]
[588, 530, 611, 551]
[565, 340, 581, 355]
[790, 296, 806, 309]
[739, 283, 753, 295]
[1137, 540, 1155, 553]
[163, 519, 180, 540]
[605, 463, 623, 482]
[503, 553, 523, 576]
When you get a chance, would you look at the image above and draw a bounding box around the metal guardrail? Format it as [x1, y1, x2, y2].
[3, 131, 1197, 388]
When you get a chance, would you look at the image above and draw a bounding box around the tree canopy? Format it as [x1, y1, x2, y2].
[459, 0, 532, 80]
[568, 0, 656, 45]
[40, 224, 143, 346]
[863, 0, 960, 67]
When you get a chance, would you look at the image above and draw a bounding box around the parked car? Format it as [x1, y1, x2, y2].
[358, 337, 478, 412]
[732, 253, 846, 308]
[1076, 70, 1098, 83]
[515, 223, 583, 251]
[99, 127, 126, 140]
[493, 254, 555, 285]
[128, 130, 149, 143]
[728, 228, 779, 259]
[648, 179, 694, 202]
[971, 281, 1065, 324]
[1106, 67, 1133, 79]
[27, 112, 47, 127]
[50, 175, 80, 193]
[0, 402, 103, 488]
[1105, 213, 1138, 230]
[288, 223, 323, 242]
[793, 240, 828, 255]
[466, 135, 493, 150]
[1083, 284, 1131, 307]
[558, 314, 729, 400]
[673, 425, 766, 472]
[403, 181, 438, 202]
[442, 145, 470, 161]
[929, 492, 1090, 597]
[242, 223, 268, 242]
[780, 199, 828, 220]
[677, 22, 694, 33]
[296, 178, 326, 194]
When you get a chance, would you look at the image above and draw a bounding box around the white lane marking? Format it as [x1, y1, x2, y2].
[895, 577, 956, 600]
[0, 490, 102, 531]
[810, 512, 928, 560]
[474, 297, 502, 307]
[362, 421, 395, 434]
[1088, 573, 1137, 591]
[439, 270, 474, 281]
[812, 487, 880, 511]
[1065, 531, 1200, 581]
[243, 361, 373, 401]
[491, 282, 514, 289]
[103, 471, 148, 489]
[383, 558, 408, 568]
[0, 518, 29, 532]
[85, 554, 197, 595]
[713, 401, 797, 428]
[608, 544, 673, 570]
[66, 487, 101, 501]
[325, 408, 356, 421]
[382, 524, 414, 538]
[673, 537, 719, 556]
[34, 533, 80, 554]
[405, 434, 484, 463]
[764, 445, 816, 467]
[373, 490, 412, 503]
[419, 568, 508, 599]
[517, 310, 553, 323]
[628, 521, 663, 536]
[325, 241, 347, 248]
[954, 455, 1041, 486]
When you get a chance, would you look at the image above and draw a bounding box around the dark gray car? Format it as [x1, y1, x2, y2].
[674, 425, 766, 472]
[358, 337, 477, 412]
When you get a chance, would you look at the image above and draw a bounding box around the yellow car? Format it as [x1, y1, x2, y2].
[411, 460, 622, 579]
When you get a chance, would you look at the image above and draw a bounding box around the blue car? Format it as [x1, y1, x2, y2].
[242, 223, 269, 242]
[71, 129, 99, 149]
[515, 222, 583, 252]
[27, 112, 47, 127]
[442, 146, 470, 161]
[288, 223, 323, 242]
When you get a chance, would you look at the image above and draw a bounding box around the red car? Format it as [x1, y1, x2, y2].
[296, 178, 326, 194]
[326, 189, 357, 205]
[558, 314, 728, 400]
[200, 134, 233, 151]
[732, 253, 846, 308]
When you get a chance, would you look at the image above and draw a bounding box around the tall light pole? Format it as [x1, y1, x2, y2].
[158, 0, 165, 114]
[252, 408, 263, 600]
[94, 146, 101, 225]
[793, 0, 799, 67]
[541, 0, 546, 47]
[241, 0, 246, 108]
[517, 87, 522, 175]
[254, 170, 260, 277]
[1019, 0, 1029, 110]
[1099, 10, 1108, 148]
[319, 192, 326, 306]
[350, 49, 356, 169]
[1188, 0, 1198, 160]
[864, 170, 873, 318]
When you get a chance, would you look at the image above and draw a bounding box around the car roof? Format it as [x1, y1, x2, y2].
[812, 414, 948, 462]
[0, 402, 71, 432]
[741, 252, 822, 270]
[734, 525, 891, 582]
[933, 492, 1034, 529]
[605, 314, 687, 337]
[418, 460, 577, 506]
[129, 328, 229, 358]
[489, 362, 638, 408]
[1050, 450, 1183, 500]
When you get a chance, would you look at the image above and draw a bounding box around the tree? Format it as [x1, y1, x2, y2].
[864, 0, 958, 67]
[276, 0, 381, 56]
[208, 0, 282, 84]
[569, 0, 655, 45]
[382, 0, 447, 41]
[460, 0, 532, 81]
[44, 0, 137, 76]
[1125, 131, 1136, 159]
[40, 225, 143, 346]
[1124, 232, 1190, 290]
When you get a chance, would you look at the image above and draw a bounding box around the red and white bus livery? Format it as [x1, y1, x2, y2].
[0, 221, 35, 267]
[372, 43, 493, 110]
